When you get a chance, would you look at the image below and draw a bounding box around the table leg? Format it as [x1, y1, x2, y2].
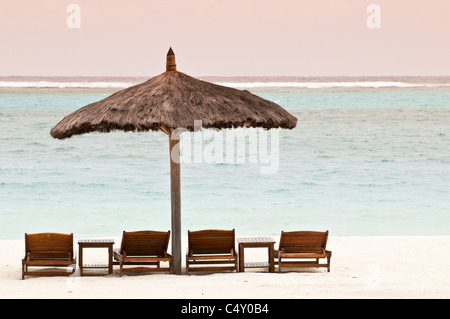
[79, 245, 83, 276]
[239, 244, 245, 272]
[108, 245, 113, 274]
[268, 244, 275, 273]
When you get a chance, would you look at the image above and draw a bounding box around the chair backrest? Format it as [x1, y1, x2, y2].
[120, 230, 170, 257]
[188, 229, 235, 255]
[25, 233, 73, 259]
[278, 231, 328, 254]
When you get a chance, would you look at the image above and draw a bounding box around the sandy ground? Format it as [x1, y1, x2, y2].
[0, 236, 449, 299]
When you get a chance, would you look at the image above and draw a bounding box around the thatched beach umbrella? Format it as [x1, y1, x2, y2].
[51, 48, 297, 274]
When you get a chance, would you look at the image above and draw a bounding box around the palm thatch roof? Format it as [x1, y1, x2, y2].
[50, 48, 297, 139]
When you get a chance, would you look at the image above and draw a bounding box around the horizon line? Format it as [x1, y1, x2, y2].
[1, 74, 450, 78]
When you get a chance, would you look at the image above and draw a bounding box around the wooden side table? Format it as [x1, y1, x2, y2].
[237, 237, 276, 273]
[78, 239, 114, 276]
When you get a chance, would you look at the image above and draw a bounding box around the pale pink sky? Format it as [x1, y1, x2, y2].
[1, 0, 449, 76]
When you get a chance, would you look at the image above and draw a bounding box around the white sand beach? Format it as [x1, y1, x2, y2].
[0, 236, 449, 299]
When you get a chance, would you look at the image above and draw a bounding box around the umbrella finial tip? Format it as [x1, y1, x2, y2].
[166, 47, 177, 72]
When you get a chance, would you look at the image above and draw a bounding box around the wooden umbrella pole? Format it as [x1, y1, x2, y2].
[169, 130, 182, 274]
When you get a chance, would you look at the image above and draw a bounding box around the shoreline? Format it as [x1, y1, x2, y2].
[1, 235, 449, 299]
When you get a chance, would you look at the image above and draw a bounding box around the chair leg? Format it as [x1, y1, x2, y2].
[278, 257, 282, 273]
[327, 257, 331, 272]
[119, 261, 123, 277]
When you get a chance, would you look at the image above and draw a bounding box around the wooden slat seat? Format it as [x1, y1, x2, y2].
[186, 229, 238, 273]
[22, 233, 76, 279]
[113, 230, 173, 276]
[275, 231, 332, 272]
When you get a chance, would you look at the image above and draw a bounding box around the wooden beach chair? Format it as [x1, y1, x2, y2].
[22, 233, 76, 279]
[113, 230, 173, 276]
[186, 229, 238, 273]
[275, 231, 332, 272]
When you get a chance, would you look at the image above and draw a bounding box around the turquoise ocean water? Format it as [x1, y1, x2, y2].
[1, 76, 449, 239]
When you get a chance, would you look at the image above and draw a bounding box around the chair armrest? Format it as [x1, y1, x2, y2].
[113, 249, 123, 261]
[325, 250, 332, 257]
[274, 249, 285, 258]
